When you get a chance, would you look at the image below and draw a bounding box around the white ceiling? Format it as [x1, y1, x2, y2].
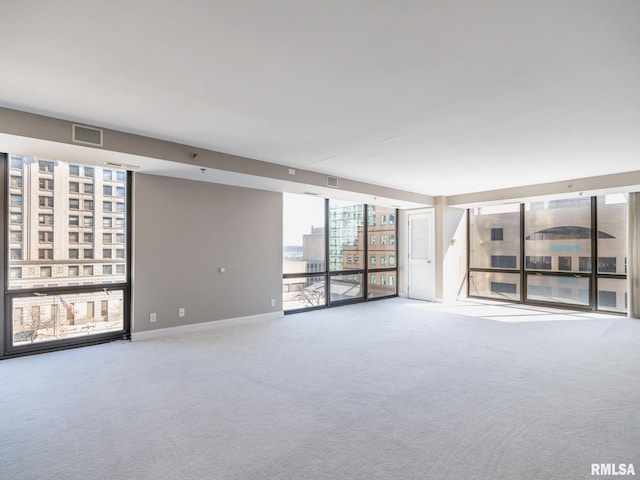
[1, 0, 639, 197]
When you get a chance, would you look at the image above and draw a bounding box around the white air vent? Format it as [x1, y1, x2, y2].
[327, 176, 339, 188]
[72, 124, 103, 147]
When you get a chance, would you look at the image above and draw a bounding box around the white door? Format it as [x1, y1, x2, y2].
[408, 211, 435, 301]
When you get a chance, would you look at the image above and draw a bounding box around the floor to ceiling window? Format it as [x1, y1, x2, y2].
[3, 153, 131, 356]
[282, 193, 398, 312]
[468, 195, 628, 313]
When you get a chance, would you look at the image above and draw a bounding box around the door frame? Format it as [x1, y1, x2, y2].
[405, 208, 436, 301]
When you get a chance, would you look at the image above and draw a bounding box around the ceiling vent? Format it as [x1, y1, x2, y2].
[327, 176, 339, 188]
[72, 124, 103, 147]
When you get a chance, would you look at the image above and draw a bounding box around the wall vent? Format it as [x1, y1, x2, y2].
[327, 176, 339, 188]
[72, 124, 103, 147]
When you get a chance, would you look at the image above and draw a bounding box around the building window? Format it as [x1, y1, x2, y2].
[380, 255, 387, 265]
[490, 255, 517, 269]
[40, 266, 52, 277]
[381, 235, 387, 245]
[490, 228, 504, 241]
[370, 235, 376, 246]
[10, 156, 23, 169]
[83, 216, 94, 227]
[10, 175, 23, 188]
[117, 171, 126, 182]
[84, 232, 94, 243]
[84, 166, 94, 177]
[116, 249, 125, 258]
[69, 215, 79, 226]
[347, 255, 352, 264]
[69, 198, 80, 209]
[83, 266, 94, 276]
[84, 249, 94, 259]
[116, 264, 125, 274]
[491, 282, 517, 294]
[69, 232, 79, 243]
[10, 268, 22, 279]
[598, 257, 617, 273]
[39, 214, 54, 225]
[103, 233, 112, 244]
[10, 194, 23, 206]
[116, 218, 126, 228]
[38, 249, 53, 260]
[370, 275, 376, 285]
[103, 217, 113, 228]
[39, 160, 54, 173]
[39, 231, 53, 243]
[10, 230, 23, 242]
[10, 213, 22, 224]
[84, 199, 94, 210]
[69, 181, 79, 193]
[116, 187, 125, 197]
[579, 257, 592, 272]
[598, 290, 617, 308]
[39, 178, 54, 190]
[69, 249, 79, 259]
[10, 248, 22, 260]
[525, 256, 552, 270]
[103, 265, 113, 275]
[69, 165, 80, 176]
[389, 214, 395, 225]
[103, 249, 112, 258]
[116, 202, 125, 213]
[84, 183, 94, 194]
[389, 255, 396, 266]
[558, 256, 572, 271]
[103, 185, 113, 196]
[380, 215, 387, 225]
[103, 169, 113, 181]
[103, 201, 112, 212]
[69, 266, 79, 276]
[370, 255, 376, 265]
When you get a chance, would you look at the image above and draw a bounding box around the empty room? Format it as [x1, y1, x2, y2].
[1, 1, 639, 479]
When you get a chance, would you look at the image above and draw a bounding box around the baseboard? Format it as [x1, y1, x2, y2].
[132, 311, 284, 342]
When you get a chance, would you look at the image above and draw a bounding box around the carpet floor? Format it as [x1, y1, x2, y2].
[1, 298, 639, 480]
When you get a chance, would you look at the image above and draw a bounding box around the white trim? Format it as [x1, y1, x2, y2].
[131, 311, 284, 341]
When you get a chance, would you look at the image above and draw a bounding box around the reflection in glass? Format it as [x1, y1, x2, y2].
[597, 277, 627, 313]
[12, 290, 124, 346]
[282, 276, 326, 311]
[525, 198, 591, 273]
[283, 194, 326, 275]
[368, 272, 397, 298]
[597, 195, 627, 274]
[7, 156, 127, 289]
[469, 204, 520, 270]
[526, 274, 589, 306]
[368, 205, 397, 270]
[469, 271, 521, 301]
[330, 274, 363, 302]
[329, 201, 364, 272]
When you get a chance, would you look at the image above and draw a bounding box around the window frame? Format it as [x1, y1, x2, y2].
[3, 154, 132, 357]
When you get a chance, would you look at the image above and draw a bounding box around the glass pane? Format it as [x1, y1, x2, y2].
[526, 274, 590, 306]
[329, 201, 364, 272]
[469, 271, 521, 301]
[282, 276, 326, 311]
[330, 273, 364, 302]
[368, 272, 397, 299]
[368, 205, 397, 270]
[11, 290, 124, 346]
[469, 204, 520, 270]
[597, 195, 627, 274]
[7, 156, 128, 289]
[597, 277, 627, 313]
[283, 193, 325, 274]
[525, 197, 592, 273]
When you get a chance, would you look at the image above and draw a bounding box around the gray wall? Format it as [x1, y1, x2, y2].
[133, 174, 283, 332]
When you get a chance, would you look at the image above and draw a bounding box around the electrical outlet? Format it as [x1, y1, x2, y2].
[179, 307, 185, 318]
[270, 299, 276, 307]
[150, 313, 157, 323]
